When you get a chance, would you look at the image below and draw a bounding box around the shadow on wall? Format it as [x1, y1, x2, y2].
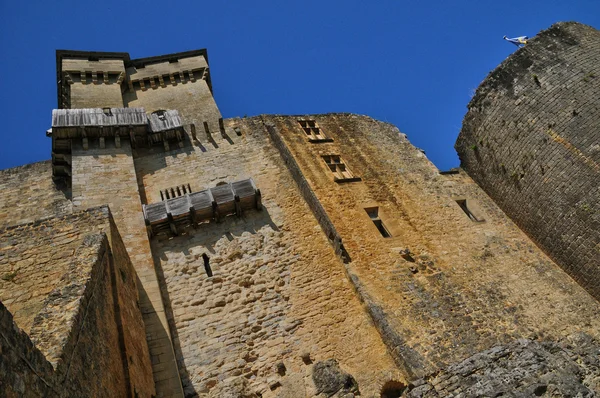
[133, 140, 202, 190]
[149, 205, 280, 396]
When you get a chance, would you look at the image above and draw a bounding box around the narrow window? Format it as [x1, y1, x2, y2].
[365, 207, 391, 238]
[456, 199, 481, 222]
[322, 155, 360, 182]
[161, 184, 192, 200]
[202, 253, 213, 277]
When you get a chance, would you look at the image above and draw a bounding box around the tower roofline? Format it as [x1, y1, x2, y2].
[55, 49, 212, 107]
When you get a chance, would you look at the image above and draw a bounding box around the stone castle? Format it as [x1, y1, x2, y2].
[1, 21, 599, 397]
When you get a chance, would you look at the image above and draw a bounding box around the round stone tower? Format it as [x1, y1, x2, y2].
[455, 22, 600, 300]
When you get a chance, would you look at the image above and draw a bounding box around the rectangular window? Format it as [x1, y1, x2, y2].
[322, 155, 361, 182]
[365, 207, 391, 238]
[297, 120, 332, 142]
[455, 199, 483, 222]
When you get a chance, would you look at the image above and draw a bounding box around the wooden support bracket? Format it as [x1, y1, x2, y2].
[212, 201, 220, 223]
[219, 118, 226, 137]
[234, 195, 242, 217]
[255, 189, 262, 210]
[204, 121, 212, 141]
[129, 127, 136, 148]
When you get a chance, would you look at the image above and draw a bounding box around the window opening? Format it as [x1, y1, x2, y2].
[365, 207, 391, 238]
[297, 120, 330, 142]
[322, 155, 359, 182]
[160, 184, 192, 201]
[456, 199, 480, 222]
[202, 253, 213, 277]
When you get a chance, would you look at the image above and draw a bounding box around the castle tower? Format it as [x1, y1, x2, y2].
[50, 49, 227, 397]
[2, 27, 600, 396]
[456, 22, 600, 300]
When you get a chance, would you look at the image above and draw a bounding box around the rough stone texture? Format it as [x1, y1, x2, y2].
[124, 76, 222, 134]
[69, 80, 125, 108]
[455, 22, 600, 300]
[312, 359, 359, 397]
[0, 160, 72, 226]
[3, 39, 600, 397]
[267, 113, 600, 376]
[62, 57, 126, 109]
[143, 117, 398, 397]
[0, 207, 154, 397]
[405, 334, 600, 397]
[0, 300, 58, 397]
[70, 139, 182, 397]
[0, 211, 98, 334]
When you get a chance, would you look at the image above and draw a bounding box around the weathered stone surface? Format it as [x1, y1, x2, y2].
[312, 359, 359, 397]
[147, 116, 398, 397]
[267, 112, 600, 376]
[0, 160, 72, 226]
[405, 334, 600, 397]
[2, 36, 600, 397]
[456, 22, 600, 300]
[0, 207, 154, 397]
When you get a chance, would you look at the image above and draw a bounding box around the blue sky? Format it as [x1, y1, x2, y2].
[1, 0, 598, 170]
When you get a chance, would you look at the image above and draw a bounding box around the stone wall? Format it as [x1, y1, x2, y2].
[137, 117, 399, 397]
[69, 81, 125, 108]
[70, 139, 183, 396]
[124, 77, 222, 137]
[0, 160, 72, 227]
[456, 22, 600, 300]
[0, 301, 58, 397]
[267, 113, 600, 378]
[63, 57, 126, 109]
[0, 207, 154, 397]
[405, 334, 600, 397]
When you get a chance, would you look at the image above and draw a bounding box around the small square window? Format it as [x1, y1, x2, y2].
[322, 155, 361, 182]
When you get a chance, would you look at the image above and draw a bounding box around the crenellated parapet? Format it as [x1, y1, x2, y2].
[126, 50, 211, 92]
[56, 49, 215, 109]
